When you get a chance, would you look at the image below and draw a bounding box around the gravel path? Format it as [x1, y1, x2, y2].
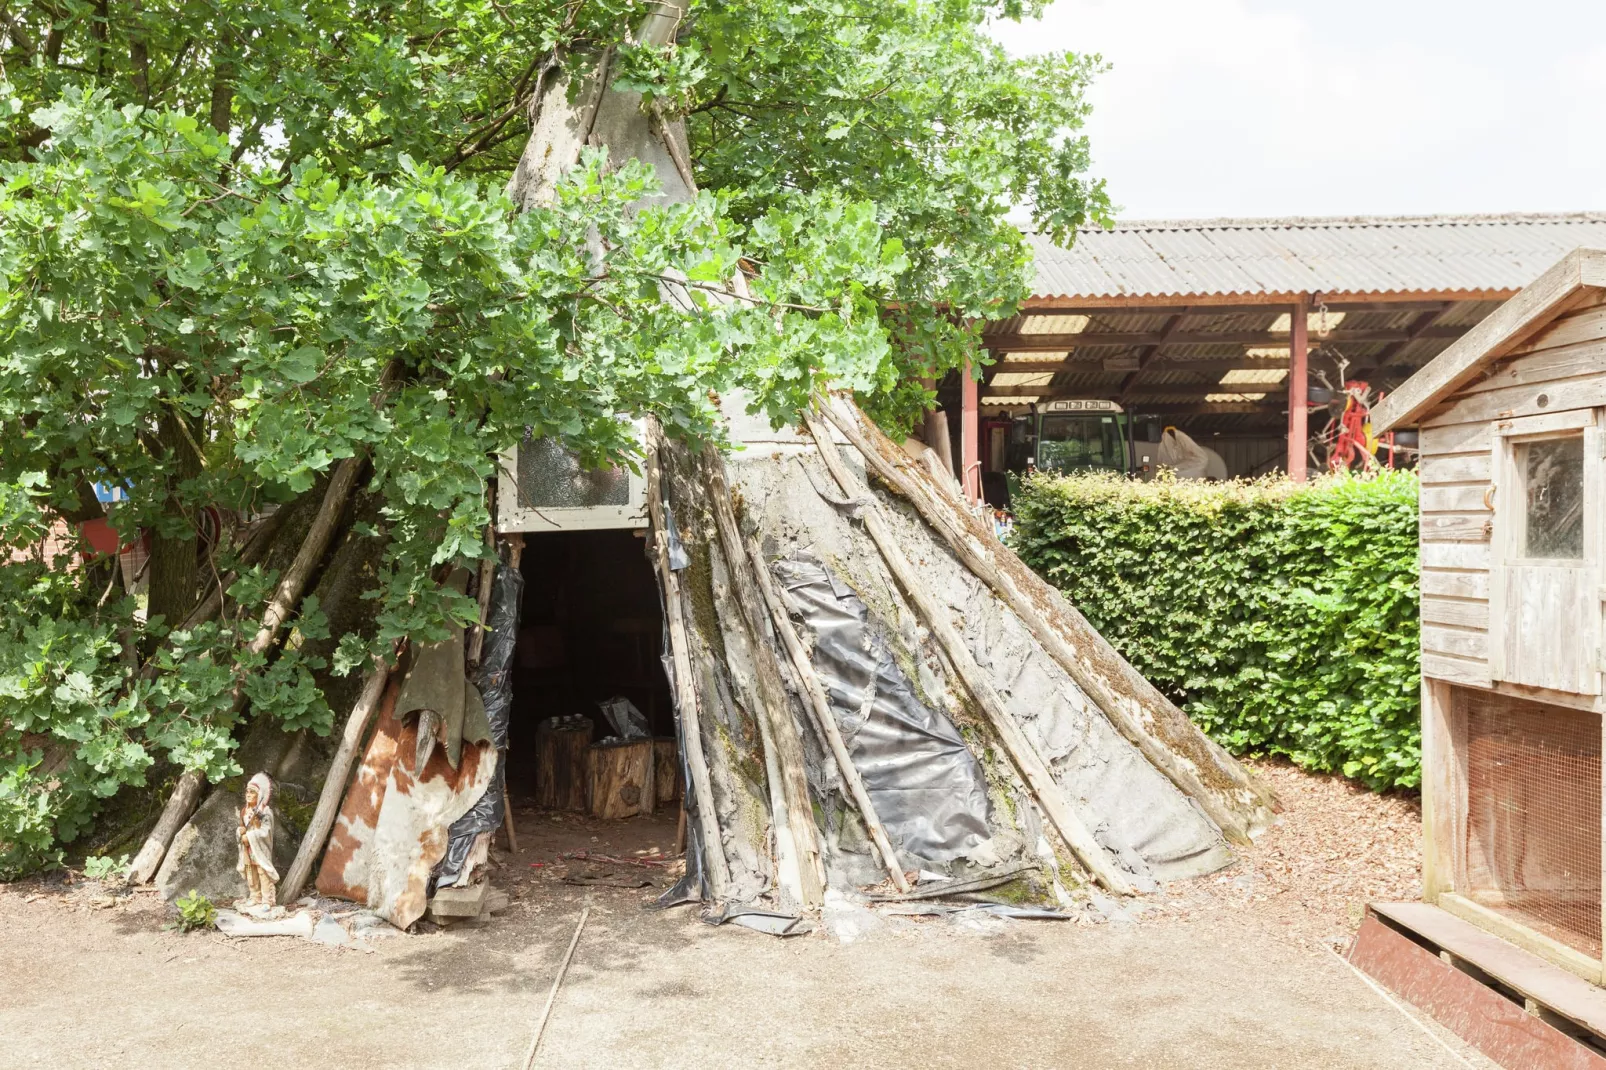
[0, 761, 1492, 1070]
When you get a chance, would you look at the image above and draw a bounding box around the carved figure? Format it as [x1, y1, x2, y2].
[237, 773, 279, 908]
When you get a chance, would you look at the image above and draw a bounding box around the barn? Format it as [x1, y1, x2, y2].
[936, 215, 1606, 495]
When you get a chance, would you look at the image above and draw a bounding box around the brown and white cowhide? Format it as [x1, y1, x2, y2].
[316, 679, 495, 928]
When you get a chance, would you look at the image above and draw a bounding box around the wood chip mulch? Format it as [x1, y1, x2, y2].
[1156, 758, 1423, 949]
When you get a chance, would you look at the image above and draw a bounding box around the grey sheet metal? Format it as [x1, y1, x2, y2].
[772, 552, 990, 864]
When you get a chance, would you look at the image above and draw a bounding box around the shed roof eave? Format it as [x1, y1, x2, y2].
[1372, 248, 1606, 432]
[1018, 289, 1519, 312]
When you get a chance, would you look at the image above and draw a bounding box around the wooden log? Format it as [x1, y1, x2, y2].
[585, 739, 656, 820]
[745, 533, 909, 892]
[645, 420, 730, 898]
[818, 394, 1276, 842]
[247, 454, 366, 657]
[804, 410, 1135, 896]
[130, 449, 380, 885]
[501, 783, 519, 853]
[701, 443, 825, 910]
[534, 718, 593, 812]
[276, 657, 394, 903]
[125, 768, 207, 884]
[467, 522, 496, 667]
[653, 738, 680, 805]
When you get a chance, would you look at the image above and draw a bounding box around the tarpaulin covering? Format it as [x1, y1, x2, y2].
[437, 559, 523, 888]
[772, 552, 991, 863]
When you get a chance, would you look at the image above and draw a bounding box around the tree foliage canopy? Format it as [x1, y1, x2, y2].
[0, 0, 1107, 875]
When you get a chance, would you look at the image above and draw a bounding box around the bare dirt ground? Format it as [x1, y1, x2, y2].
[0, 760, 1492, 1070]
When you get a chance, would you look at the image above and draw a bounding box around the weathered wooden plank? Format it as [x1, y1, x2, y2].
[1373, 251, 1600, 431]
[1422, 651, 1493, 688]
[1420, 681, 1455, 897]
[1420, 513, 1492, 542]
[1422, 485, 1491, 513]
[1420, 452, 1491, 485]
[1422, 542, 1491, 571]
[1511, 304, 1606, 356]
[1424, 372, 1606, 428]
[1420, 421, 1492, 456]
[1372, 901, 1606, 1037]
[1467, 338, 1606, 397]
[1422, 597, 1490, 631]
[1441, 893, 1605, 987]
[1423, 569, 1490, 600]
[1349, 910, 1606, 1069]
[1423, 625, 1489, 661]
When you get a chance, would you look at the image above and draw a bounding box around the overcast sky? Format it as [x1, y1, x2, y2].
[988, 0, 1606, 221]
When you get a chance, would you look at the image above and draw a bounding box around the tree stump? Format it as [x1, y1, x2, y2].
[585, 739, 655, 819]
[652, 737, 680, 806]
[535, 716, 593, 812]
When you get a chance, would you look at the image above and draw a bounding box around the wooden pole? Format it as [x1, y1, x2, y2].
[701, 445, 825, 910]
[745, 533, 909, 892]
[130, 442, 380, 885]
[645, 422, 730, 899]
[961, 357, 980, 503]
[1289, 298, 1309, 482]
[124, 770, 207, 885]
[522, 906, 590, 1070]
[804, 409, 1134, 895]
[276, 658, 393, 903]
[466, 524, 496, 667]
[247, 454, 366, 657]
[818, 395, 1276, 841]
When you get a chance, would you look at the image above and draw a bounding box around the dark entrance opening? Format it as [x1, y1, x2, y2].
[505, 529, 673, 803]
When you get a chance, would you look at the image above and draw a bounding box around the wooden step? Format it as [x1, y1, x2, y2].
[1350, 902, 1606, 1070]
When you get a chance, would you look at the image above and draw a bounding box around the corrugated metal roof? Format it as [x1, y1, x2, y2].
[1027, 213, 1606, 301]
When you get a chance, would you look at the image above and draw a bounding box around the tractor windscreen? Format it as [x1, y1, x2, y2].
[1037, 414, 1125, 473]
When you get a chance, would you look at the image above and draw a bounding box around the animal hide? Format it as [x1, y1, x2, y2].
[315, 678, 495, 928]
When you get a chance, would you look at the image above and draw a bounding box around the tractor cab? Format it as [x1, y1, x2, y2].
[1008, 400, 1163, 477]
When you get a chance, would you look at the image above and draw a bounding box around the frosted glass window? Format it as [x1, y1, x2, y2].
[516, 436, 629, 509]
[1519, 436, 1585, 559]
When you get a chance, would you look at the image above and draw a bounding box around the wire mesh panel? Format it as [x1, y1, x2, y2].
[1462, 690, 1602, 957]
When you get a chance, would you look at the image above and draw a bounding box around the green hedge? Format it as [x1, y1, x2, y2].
[1010, 471, 1421, 791]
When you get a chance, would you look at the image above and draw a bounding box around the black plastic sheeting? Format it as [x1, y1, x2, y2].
[772, 552, 991, 864]
[436, 556, 524, 887]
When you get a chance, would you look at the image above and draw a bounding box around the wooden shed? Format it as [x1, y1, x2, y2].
[1353, 248, 1606, 1063]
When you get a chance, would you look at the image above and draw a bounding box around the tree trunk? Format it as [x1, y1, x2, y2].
[145, 409, 203, 639]
[653, 738, 679, 806]
[535, 718, 593, 812]
[585, 739, 655, 820]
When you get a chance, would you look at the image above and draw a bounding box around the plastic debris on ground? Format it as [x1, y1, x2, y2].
[213, 896, 405, 947]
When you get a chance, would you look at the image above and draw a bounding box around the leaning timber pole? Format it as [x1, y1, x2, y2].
[804, 408, 1135, 895]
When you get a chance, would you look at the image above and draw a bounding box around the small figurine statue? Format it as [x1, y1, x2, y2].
[236, 772, 279, 909]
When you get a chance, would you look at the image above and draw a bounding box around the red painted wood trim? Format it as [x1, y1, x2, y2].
[1288, 298, 1309, 482]
[1350, 914, 1606, 1070]
[961, 357, 979, 503]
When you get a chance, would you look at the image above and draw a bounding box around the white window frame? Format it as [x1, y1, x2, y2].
[495, 426, 648, 533]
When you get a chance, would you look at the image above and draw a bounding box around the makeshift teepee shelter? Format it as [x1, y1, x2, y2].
[126, 1, 1276, 925]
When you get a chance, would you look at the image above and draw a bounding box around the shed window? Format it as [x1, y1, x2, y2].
[1519, 435, 1585, 559]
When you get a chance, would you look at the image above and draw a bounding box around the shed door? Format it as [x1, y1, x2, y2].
[1490, 410, 1603, 695]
